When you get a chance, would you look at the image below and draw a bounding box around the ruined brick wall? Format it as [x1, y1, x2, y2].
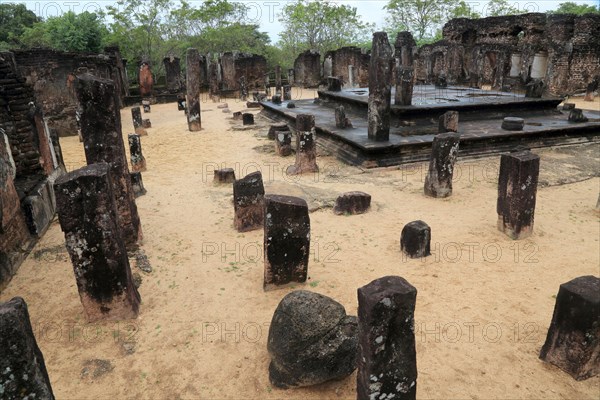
[325, 47, 370, 87]
[218, 52, 267, 93]
[294, 50, 321, 88]
[13, 49, 124, 137]
[414, 13, 600, 95]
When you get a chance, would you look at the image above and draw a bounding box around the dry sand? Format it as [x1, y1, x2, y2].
[1, 89, 599, 399]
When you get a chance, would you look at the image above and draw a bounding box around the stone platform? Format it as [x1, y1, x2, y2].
[260, 86, 600, 167]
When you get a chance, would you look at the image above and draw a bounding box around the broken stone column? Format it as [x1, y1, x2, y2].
[209, 60, 220, 99]
[539, 275, 600, 380]
[497, 151, 540, 240]
[128, 134, 146, 172]
[139, 62, 153, 96]
[424, 132, 460, 198]
[394, 32, 416, 106]
[130, 172, 146, 197]
[275, 65, 282, 94]
[525, 79, 544, 98]
[163, 56, 182, 93]
[275, 130, 292, 156]
[0, 297, 55, 399]
[142, 100, 151, 113]
[186, 48, 202, 131]
[357, 276, 418, 400]
[401, 220, 431, 259]
[243, 113, 254, 125]
[334, 192, 371, 215]
[568, 109, 589, 123]
[177, 94, 186, 111]
[327, 77, 342, 92]
[268, 123, 289, 140]
[142, 119, 152, 129]
[267, 291, 358, 388]
[584, 78, 598, 102]
[272, 94, 282, 104]
[214, 168, 236, 184]
[233, 171, 265, 232]
[283, 85, 292, 101]
[54, 163, 141, 321]
[263, 195, 310, 291]
[438, 111, 459, 133]
[131, 106, 147, 136]
[287, 114, 319, 175]
[239, 76, 248, 100]
[76, 73, 142, 247]
[368, 32, 393, 142]
[335, 106, 352, 129]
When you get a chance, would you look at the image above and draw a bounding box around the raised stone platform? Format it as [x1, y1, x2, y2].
[260, 86, 600, 167]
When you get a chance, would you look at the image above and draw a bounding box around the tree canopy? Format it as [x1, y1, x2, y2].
[0, 3, 40, 50]
[549, 2, 600, 14]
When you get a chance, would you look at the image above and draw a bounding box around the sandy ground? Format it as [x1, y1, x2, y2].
[1, 88, 599, 399]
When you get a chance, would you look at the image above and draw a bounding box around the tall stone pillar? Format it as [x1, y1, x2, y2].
[424, 132, 460, 198]
[55, 164, 141, 321]
[287, 114, 319, 175]
[368, 32, 393, 141]
[186, 48, 202, 131]
[357, 276, 418, 400]
[0, 297, 55, 399]
[76, 73, 142, 247]
[163, 56, 182, 93]
[394, 31, 416, 106]
[275, 65, 282, 94]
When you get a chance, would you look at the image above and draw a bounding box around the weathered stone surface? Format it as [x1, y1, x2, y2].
[357, 276, 418, 400]
[275, 65, 282, 94]
[327, 77, 342, 92]
[287, 114, 319, 175]
[401, 220, 431, 259]
[128, 134, 146, 172]
[497, 151, 540, 239]
[287, 102, 296, 109]
[424, 132, 460, 198]
[283, 85, 292, 101]
[268, 124, 289, 140]
[294, 50, 321, 88]
[394, 31, 416, 106]
[272, 94, 282, 104]
[214, 168, 236, 184]
[54, 163, 141, 321]
[368, 32, 393, 142]
[335, 106, 352, 129]
[131, 107, 147, 136]
[233, 111, 242, 120]
[0, 297, 55, 399]
[142, 119, 151, 129]
[142, 100, 151, 113]
[22, 178, 56, 238]
[233, 171, 265, 232]
[275, 131, 293, 157]
[130, 172, 146, 198]
[177, 94, 186, 111]
[267, 290, 358, 388]
[540, 275, 600, 380]
[264, 195, 310, 290]
[584, 78, 598, 102]
[139, 62, 153, 96]
[438, 111, 459, 133]
[242, 113, 254, 125]
[562, 103, 576, 111]
[163, 56, 182, 93]
[525, 78, 544, 98]
[247, 101, 262, 108]
[502, 117, 525, 131]
[76, 74, 142, 247]
[186, 48, 202, 131]
[334, 191, 371, 215]
[568, 108, 589, 123]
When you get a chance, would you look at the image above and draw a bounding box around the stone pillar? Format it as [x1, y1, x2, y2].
[348, 65, 355, 87]
[438, 111, 459, 133]
[287, 68, 295, 86]
[401, 220, 431, 259]
[268, 123, 290, 140]
[163, 56, 182, 93]
[424, 132, 460, 198]
[263, 195, 310, 291]
[128, 134, 146, 172]
[357, 276, 418, 400]
[130, 172, 146, 197]
[209, 60, 220, 98]
[239, 76, 248, 100]
[335, 106, 352, 129]
[233, 171, 265, 232]
[275, 65, 282, 94]
[76, 73, 142, 247]
[525, 79, 544, 98]
[275, 130, 292, 157]
[186, 48, 202, 131]
[327, 77, 342, 92]
[283, 85, 292, 101]
[0, 297, 55, 399]
[368, 32, 393, 141]
[142, 100, 151, 113]
[177, 94, 186, 111]
[584, 78, 598, 102]
[287, 114, 319, 175]
[539, 275, 599, 380]
[54, 163, 141, 321]
[394, 31, 416, 106]
[497, 151, 540, 239]
[568, 109, 589, 123]
[334, 192, 371, 215]
[242, 113, 254, 125]
[131, 107, 147, 136]
[139, 62, 153, 96]
[214, 168, 236, 184]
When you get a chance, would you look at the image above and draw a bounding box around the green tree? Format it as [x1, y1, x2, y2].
[0, 3, 40, 50]
[384, 0, 453, 41]
[549, 2, 600, 14]
[20, 11, 107, 52]
[277, 0, 374, 65]
[484, 0, 523, 17]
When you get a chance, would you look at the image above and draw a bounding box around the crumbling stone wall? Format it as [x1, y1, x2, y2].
[415, 13, 600, 95]
[324, 47, 370, 87]
[219, 52, 267, 93]
[294, 50, 321, 88]
[13, 48, 126, 137]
